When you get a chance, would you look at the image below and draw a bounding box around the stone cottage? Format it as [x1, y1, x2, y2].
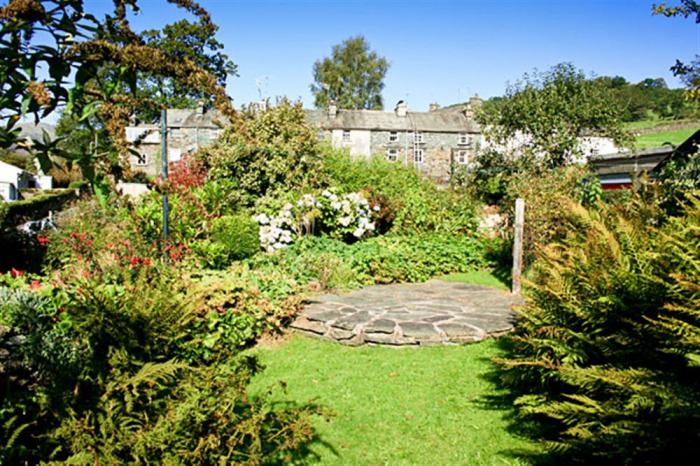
[125, 104, 227, 176]
[306, 97, 484, 182]
[125, 97, 484, 182]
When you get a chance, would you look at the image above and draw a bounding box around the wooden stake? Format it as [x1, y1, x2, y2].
[512, 198, 525, 294]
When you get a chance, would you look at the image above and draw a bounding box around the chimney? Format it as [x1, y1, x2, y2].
[395, 100, 408, 117]
[464, 94, 483, 119]
[429, 102, 440, 112]
[328, 100, 337, 118]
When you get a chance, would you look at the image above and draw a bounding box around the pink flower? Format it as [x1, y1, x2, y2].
[37, 235, 49, 246]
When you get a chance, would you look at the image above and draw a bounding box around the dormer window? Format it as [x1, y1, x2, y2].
[413, 132, 424, 143]
[459, 133, 469, 145]
[388, 131, 398, 142]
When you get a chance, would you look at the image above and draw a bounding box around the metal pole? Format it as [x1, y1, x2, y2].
[512, 198, 525, 294]
[161, 109, 169, 241]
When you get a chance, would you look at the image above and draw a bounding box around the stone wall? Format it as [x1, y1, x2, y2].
[368, 130, 480, 183]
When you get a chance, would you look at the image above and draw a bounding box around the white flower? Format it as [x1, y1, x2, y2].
[321, 190, 332, 198]
[331, 201, 342, 210]
[339, 216, 353, 227]
[372, 205, 380, 212]
[254, 213, 270, 225]
[352, 227, 365, 238]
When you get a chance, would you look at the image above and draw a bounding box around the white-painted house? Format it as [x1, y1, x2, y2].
[0, 160, 52, 202]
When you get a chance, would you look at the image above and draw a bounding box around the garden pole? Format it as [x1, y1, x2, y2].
[512, 198, 524, 294]
[161, 109, 169, 241]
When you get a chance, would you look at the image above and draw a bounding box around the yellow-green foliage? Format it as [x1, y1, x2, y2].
[200, 99, 324, 204]
[506, 165, 587, 266]
[498, 196, 700, 463]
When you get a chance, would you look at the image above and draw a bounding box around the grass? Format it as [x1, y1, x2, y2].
[634, 128, 697, 149]
[248, 336, 540, 465]
[440, 269, 510, 291]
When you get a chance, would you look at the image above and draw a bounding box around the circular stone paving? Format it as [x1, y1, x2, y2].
[291, 280, 521, 346]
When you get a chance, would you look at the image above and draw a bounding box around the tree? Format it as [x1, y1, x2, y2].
[311, 35, 389, 110]
[0, 0, 233, 195]
[478, 63, 632, 167]
[137, 19, 237, 121]
[653, 1, 700, 99]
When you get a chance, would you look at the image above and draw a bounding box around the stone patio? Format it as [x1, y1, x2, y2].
[292, 280, 520, 346]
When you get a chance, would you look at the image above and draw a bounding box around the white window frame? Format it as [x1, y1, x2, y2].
[386, 148, 399, 162]
[413, 131, 424, 143]
[414, 148, 424, 164]
[388, 131, 398, 142]
[342, 130, 351, 142]
[456, 150, 469, 165]
[459, 133, 469, 145]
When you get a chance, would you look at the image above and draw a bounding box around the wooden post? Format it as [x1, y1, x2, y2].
[512, 198, 525, 294]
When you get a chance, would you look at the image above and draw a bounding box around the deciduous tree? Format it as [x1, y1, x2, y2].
[311, 35, 389, 110]
[478, 63, 632, 167]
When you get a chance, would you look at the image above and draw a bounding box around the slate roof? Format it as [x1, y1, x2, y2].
[589, 147, 673, 176]
[165, 108, 228, 128]
[305, 107, 480, 133]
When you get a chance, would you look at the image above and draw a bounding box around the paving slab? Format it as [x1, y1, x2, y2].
[292, 280, 518, 346]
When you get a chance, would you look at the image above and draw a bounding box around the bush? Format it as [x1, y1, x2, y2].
[200, 99, 324, 205]
[253, 233, 487, 288]
[210, 214, 260, 260]
[321, 150, 479, 234]
[0, 261, 317, 463]
[497, 196, 700, 464]
[504, 165, 587, 266]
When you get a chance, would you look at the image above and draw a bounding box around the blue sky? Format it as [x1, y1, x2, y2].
[88, 0, 698, 111]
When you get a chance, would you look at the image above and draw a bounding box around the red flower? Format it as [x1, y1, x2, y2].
[30, 280, 41, 290]
[129, 257, 141, 266]
[37, 235, 49, 246]
[10, 268, 24, 278]
[142, 258, 152, 267]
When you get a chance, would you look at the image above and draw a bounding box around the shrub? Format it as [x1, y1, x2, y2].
[321, 150, 479, 234]
[497, 196, 700, 464]
[504, 165, 587, 266]
[200, 99, 323, 205]
[254, 233, 487, 288]
[210, 214, 260, 260]
[0, 262, 317, 463]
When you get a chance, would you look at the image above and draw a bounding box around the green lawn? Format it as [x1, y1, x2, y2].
[634, 127, 697, 149]
[440, 270, 510, 291]
[249, 336, 539, 465]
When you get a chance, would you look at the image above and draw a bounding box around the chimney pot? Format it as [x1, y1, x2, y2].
[328, 100, 337, 118]
[395, 100, 408, 117]
[429, 102, 440, 112]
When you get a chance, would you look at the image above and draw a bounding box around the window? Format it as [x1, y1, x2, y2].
[459, 133, 469, 145]
[414, 149, 424, 164]
[388, 131, 398, 142]
[342, 130, 351, 142]
[135, 153, 148, 166]
[456, 150, 469, 165]
[317, 129, 325, 140]
[386, 148, 398, 162]
[413, 131, 424, 143]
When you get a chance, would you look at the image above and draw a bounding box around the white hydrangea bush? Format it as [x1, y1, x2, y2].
[253, 189, 379, 252]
